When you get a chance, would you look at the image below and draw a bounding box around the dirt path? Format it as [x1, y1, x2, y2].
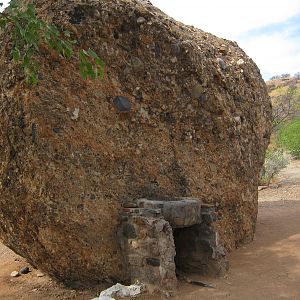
[169, 160, 300, 300]
[1, 161, 300, 299]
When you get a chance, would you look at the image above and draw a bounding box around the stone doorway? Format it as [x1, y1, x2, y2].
[118, 198, 227, 291]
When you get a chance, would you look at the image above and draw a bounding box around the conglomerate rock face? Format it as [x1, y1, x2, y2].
[0, 0, 271, 286]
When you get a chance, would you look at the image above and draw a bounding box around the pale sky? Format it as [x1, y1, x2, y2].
[151, 0, 300, 80]
[2, 0, 300, 79]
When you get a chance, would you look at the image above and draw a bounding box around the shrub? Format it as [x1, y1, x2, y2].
[278, 117, 300, 158]
[0, 1, 104, 84]
[260, 148, 290, 185]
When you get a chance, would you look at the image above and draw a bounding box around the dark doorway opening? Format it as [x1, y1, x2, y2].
[173, 226, 209, 275]
[173, 224, 226, 276]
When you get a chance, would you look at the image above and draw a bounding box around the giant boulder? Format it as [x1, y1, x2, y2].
[0, 0, 271, 286]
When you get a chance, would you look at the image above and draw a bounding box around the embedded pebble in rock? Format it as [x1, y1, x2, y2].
[10, 271, 20, 277]
[19, 266, 30, 274]
[53, 127, 60, 133]
[130, 57, 144, 70]
[217, 58, 227, 70]
[170, 57, 177, 63]
[137, 16, 146, 24]
[94, 10, 101, 18]
[171, 42, 181, 55]
[71, 108, 80, 120]
[237, 58, 245, 65]
[198, 94, 207, 103]
[234, 116, 241, 123]
[146, 257, 161, 267]
[191, 84, 204, 99]
[36, 272, 45, 277]
[114, 96, 132, 113]
[219, 46, 227, 54]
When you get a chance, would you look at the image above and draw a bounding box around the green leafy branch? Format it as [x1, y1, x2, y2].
[0, 1, 104, 84]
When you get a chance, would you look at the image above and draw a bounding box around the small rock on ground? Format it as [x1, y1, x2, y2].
[10, 271, 20, 277]
[20, 266, 30, 274]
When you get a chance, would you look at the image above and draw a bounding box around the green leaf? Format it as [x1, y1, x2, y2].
[27, 71, 38, 85]
[4, 3, 104, 84]
[63, 47, 73, 59]
[79, 49, 88, 63]
[22, 55, 30, 69]
[79, 62, 88, 79]
[26, 47, 35, 59]
[97, 65, 105, 78]
[87, 49, 98, 59]
[48, 25, 59, 37]
[86, 62, 95, 80]
[0, 19, 7, 28]
[63, 30, 71, 38]
[26, 4, 35, 18]
[12, 48, 20, 61]
[7, 0, 18, 10]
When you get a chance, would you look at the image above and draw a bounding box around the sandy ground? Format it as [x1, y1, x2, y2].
[0, 247, 99, 299]
[1, 161, 300, 299]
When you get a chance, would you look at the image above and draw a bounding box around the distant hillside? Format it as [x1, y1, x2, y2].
[265, 74, 300, 160]
[266, 75, 300, 128]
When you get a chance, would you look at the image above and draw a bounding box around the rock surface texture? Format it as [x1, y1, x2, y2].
[0, 0, 271, 286]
